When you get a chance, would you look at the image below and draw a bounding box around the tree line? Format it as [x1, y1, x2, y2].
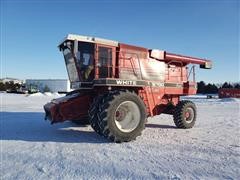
[197, 81, 240, 94]
[0, 81, 21, 91]
[0, 80, 239, 94]
[0, 81, 50, 93]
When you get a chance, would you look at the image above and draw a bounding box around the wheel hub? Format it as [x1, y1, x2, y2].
[114, 101, 141, 133]
[185, 111, 190, 118]
[115, 106, 128, 122]
[184, 107, 194, 123]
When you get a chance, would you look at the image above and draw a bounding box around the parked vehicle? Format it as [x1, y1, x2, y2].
[44, 34, 212, 142]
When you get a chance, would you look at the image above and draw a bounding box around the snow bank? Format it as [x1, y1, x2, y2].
[182, 95, 239, 104]
[26, 92, 63, 97]
[218, 98, 240, 102]
[43, 92, 52, 96]
[27, 92, 45, 97]
[53, 92, 62, 96]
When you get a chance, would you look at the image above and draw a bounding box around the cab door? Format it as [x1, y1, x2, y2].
[96, 45, 115, 78]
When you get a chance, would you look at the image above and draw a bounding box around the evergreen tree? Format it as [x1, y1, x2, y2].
[233, 83, 240, 89]
[222, 82, 233, 88]
[197, 81, 219, 94]
[197, 81, 206, 93]
[0, 82, 5, 91]
[43, 85, 51, 92]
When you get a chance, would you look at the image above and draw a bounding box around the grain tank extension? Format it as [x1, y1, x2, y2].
[44, 34, 212, 142]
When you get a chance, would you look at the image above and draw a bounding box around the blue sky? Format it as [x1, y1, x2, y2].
[1, 0, 239, 83]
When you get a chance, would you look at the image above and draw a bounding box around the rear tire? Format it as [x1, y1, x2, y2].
[96, 90, 147, 143]
[173, 100, 197, 128]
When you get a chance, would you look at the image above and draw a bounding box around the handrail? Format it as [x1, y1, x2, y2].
[119, 51, 143, 80]
[187, 65, 196, 82]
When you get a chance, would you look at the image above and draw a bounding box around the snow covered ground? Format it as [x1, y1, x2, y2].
[1, 93, 240, 179]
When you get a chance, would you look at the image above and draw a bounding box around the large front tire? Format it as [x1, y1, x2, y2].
[173, 100, 197, 128]
[96, 90, 147, 143]
[89, 95, 105, 135]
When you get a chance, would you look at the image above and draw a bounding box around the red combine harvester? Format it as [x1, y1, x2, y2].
[44, 34, 212, 142]
[218, 88, 240, 98]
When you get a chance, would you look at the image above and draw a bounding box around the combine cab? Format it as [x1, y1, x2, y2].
[44, 34, 212, 142]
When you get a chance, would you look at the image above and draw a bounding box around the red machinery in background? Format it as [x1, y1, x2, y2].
[219, 88, 240, 98]
[44, 34, 212, 142]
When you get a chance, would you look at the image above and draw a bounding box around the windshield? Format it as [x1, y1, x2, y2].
[63, 48, 79, 82]
[76, 42, 94, 81]
[62, 42, 94, 82]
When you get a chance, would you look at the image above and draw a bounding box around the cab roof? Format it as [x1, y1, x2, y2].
[59, 34, 119, 47]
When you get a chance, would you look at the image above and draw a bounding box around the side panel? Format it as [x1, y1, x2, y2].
[138, 87, 180, 116]
[140, 57, 165, 81]
[118, 44, 165, 81]
[118, 44, 144, 80]
[165, 64, 188, 82]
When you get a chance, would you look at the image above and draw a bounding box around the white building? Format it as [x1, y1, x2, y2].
[25, 79, 71, 92]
